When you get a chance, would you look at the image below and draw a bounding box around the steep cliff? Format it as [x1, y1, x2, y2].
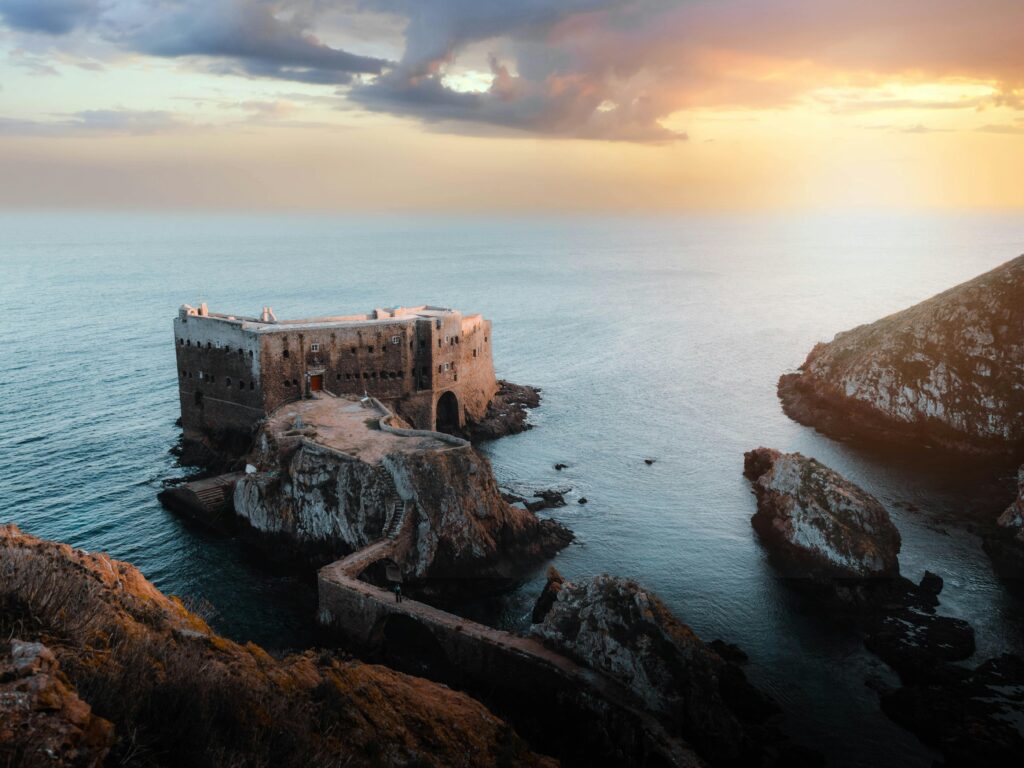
[233, 396, 572, 581]
[0, 524, 553, 768]
[778, 255, 1024, 456]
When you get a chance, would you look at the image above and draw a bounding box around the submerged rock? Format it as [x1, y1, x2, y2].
[778, 254, 1024, 456]
[743, 447, 901, 580]
[0, 524, 554, 768]
[532, 574, 817, 767]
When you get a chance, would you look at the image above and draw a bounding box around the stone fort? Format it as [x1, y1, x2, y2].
[173, 303, 498, 447]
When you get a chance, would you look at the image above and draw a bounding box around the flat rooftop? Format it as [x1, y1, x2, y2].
[266, 395, 450, 464]
[179, 303, 470, 333]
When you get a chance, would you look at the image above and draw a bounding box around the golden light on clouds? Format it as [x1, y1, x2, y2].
[0, 1, 1021, 211]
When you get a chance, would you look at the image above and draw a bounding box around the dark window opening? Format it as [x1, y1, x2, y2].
[283, 349, 290, 358]
[194, 391, 204, 408]
[207, 342, 212, 349]
[473, 349, 478, 357]
[292, 379, 298, 386]
[249, 350, 253, 358]
[284, 380, 291, 387]
[186, 340, 191, 346]
[351, 347, 357, 354]
[239, 380, 245, 389]
[250, 382, 254, 390]
[368, 346, 374, 353]
[225, 378, 231, 387]
[178, 339, 184, 346]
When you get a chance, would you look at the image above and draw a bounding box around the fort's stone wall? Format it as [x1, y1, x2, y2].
[173, 304, 499, 451]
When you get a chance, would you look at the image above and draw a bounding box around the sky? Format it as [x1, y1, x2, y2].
[1, 0, 1023, 212]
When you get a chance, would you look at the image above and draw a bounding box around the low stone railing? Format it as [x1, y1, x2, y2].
[368, 397, 470, 450]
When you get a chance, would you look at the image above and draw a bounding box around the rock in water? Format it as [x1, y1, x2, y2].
[532, 574, 814, 767]
[778, 254, 1024, 456]
[743, 447, 901, 580]
[530, 566, 565, 623]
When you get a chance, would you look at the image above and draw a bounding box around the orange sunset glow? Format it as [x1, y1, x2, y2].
[1, 0, 1022, 211]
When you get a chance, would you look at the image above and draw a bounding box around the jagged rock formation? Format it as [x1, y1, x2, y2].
[880, 653, 1024, 768]
[743, 448, 901, 580]
[233, 397, 572, 583]
[0, 639, 114, 768]
[463, 380, 542, 442]
[778, 255, 1024, 456]
[531, 574, 818, 767]
[0, 524, 553, 768]
[996, 466, 1024, 544]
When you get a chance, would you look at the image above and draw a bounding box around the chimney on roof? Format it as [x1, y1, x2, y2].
[261, 306, 278, 323]
[199, 302, 209, 317]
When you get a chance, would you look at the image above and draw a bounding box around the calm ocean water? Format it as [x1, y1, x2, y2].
[2, 211, 1023, 766]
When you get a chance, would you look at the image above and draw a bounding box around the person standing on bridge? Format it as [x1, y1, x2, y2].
[394, 583, 402, 603]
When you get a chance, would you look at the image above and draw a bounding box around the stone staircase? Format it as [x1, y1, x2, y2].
[383, 499, 408, 539]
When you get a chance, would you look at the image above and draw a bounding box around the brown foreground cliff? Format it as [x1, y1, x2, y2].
[0, 524, 553, 768]
[778, 254, 1024, 457]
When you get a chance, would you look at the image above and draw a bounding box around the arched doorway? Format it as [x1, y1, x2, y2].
[435, 391, 460, 435]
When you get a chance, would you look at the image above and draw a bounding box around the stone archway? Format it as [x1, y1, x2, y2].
[435, 391, 460, 435]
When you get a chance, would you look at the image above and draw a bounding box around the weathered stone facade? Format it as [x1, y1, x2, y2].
[173, 303, 498, 451]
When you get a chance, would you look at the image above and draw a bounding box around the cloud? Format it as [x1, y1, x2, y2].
[0, 0, 387, 84]
[3, 1, 1024, 142]
[0, 109, 192, 136]
[0, 0, 99, 35]
[977, 123, 1024, 135]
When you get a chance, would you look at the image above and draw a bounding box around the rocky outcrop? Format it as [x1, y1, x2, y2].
[463, 380, 542, 442]
[880, 653, 1024, 768]
[0, 639, 114, 768]
[996, 465, 1024, 543]
[743, 449, 974, 678]
[234, 419, 572, 583]
[778, 254, 1024, 456]
[532, 574, 818, 767]
[743, 448, 901, 580]
[0, 524, 553, 768]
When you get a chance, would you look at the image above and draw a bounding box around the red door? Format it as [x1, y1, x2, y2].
[310, 375, 323, 392]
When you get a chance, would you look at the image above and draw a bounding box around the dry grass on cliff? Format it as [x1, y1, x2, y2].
[1, 528, 553, 768]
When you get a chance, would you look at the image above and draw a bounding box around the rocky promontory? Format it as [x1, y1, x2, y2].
[232, 396, 572, 585]
[0, 524, 553, 768]
[531, 571, 819, 767]
[778, 254, 1024, 456]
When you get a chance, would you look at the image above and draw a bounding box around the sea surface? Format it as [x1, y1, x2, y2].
[2, 211, 1023, 767]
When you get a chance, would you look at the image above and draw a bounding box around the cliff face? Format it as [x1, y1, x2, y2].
[233, 400, 571, 581]
[0, 524, 552, 768]
[778, 255, 1024, 455]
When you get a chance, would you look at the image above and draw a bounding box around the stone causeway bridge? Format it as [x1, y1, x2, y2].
[317, 488, 700, 766]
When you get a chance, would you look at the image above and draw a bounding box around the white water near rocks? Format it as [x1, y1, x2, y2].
[1, 211, 1022, 767]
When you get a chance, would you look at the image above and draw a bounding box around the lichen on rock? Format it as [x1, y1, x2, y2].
[778, 254, 1024, 455]
[743, 447, 901, 580]
[531, 574, 814, 767]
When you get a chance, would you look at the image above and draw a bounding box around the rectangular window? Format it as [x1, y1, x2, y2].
[310, 343, 320, 353]
[391, 335, 401, 344]
[443, 362, 450, 371]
